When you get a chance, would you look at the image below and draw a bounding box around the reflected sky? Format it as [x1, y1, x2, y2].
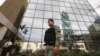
[20, 0, 100, 42]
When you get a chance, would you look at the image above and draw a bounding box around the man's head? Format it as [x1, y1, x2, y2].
[48, 18, 54, 27]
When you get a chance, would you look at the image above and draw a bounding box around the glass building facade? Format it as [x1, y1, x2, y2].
[20, 0, 100, 52]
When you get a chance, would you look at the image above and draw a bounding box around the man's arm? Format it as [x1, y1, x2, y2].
[54, 25, 61, 46]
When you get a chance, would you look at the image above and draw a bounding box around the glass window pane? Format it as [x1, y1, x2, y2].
[28, 3, 36, 9]
[53, 6, 59, 12]
[71, 4, 77, 8]
[82, 31, 89, 34]
[66, 8, 74, 13]
[30, 29, 42, 42]
[43, 19, 49, 28]
[70, 21, 80, 30]
[24, 10, 35, 17]
[54, 20, 63, 29]
[59, 2, 65, 6]
[73, 31, 82, 35]
[34, 10, 44, 18]
[21, 17, 33, 27]
[52, 1, 59, 6]
[77, 4, 83, 9]
[30, 0, 38, 3]
[82, 5, 88, 9]
[38, 0, 44, 4]
[45, 5, 52, 11]
[36, 4, 44, 10]
[73, 8, 80, 14]
[68, 14, 76, 20]
[75, 14, 83, 21]
[53, 12, 61, 19]
[82, 15, 90, 22]
[65, 3, 71, 8]
[32, 19, 43, 28]
[44, 11, 52, 18]
[22, 28, 31, 40]
[79, 9, 86, 14]
[45, 0, 51, 5]
[88, 16, 95, 22]
[60, 7, 67, 12]
[78, 22, 88, 30]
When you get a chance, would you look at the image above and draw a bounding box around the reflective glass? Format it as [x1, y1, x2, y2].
[28, 3, 37, 9]
[53, 12, 61, 19]
[88, 16, 95, 22]
[36, 4, 44, 10]
[45, 0, 51, 5]
[60, 7, 67, 12]
[65, 3, 71, 8]
[34, 10, 44, 18]
[24, 10, 35, 17]
[70, 21, 80, 30]
[30, 29, 42, 41]
[38, 0, 44, 4]
[32, 18, 43, 28]
[21, 17, 33, 27]
[82, 15, 90, 22]
[66, 8, 74, 13]
[45, 5, 52, 11]
[79, 9, 86, 14]
[30, 0, 38, 3]
[78, 22, 88, 30]
[43, 19, 50, 28]
[75, 14, 84, 21]
[52, 1, 59, 6]
[73, 8, 80, 14]
[44, 11, 52, 18]
[59, 2, 65, 6]
[53, 6, 59, 12]
[68, 14, 76, 20]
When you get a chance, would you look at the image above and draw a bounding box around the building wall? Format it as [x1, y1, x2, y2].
[0, 0, 28, 24]
[0, 0, 28, 40]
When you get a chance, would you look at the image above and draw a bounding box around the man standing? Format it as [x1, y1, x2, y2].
[44, 18, 61, 56]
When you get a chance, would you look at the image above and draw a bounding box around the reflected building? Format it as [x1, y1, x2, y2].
[20, 0, 100, 53]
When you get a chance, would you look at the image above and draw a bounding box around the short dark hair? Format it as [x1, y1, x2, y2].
[48, 18, 54, 22]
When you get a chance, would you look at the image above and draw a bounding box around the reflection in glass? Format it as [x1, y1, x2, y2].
[53, 12, 61, 19]
[70, 21, 80, 30]
[73, 8, 80, 14]
[59, 2, 65, 6]
[38, 0, 44, 4]
[30, 29, 42, 41]
[34, 10, 44, 18]
[53, 6, 59, 12]
[65, 3, 71, 8]
[68, 14, 76, 20]
[52, 1, 59, 6]
[21, 17, 33, 27]
[36, 4, 44, 10]
[45, 0, 51, 5]
[66, 8, 74, 13]
[30, 0, 38, 3]
[82, 15, 90, 22]
[78, 22, 88, 30]
[24, 10, 35, 17]
[44, 11, 52, 18]
[75, 14, 83, 21]
[45, 5, 52, 11]
[60, 7, 67, 12]
[28, 3, 37, 9]
[43, 19, 49, 28]
[32, 19, 43, 28]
